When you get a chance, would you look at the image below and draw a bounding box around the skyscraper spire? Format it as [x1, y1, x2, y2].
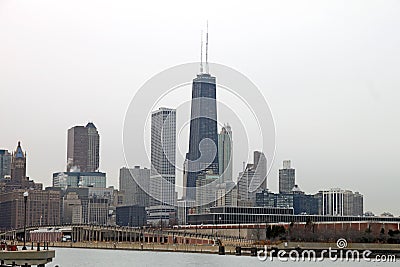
[205, 20, 209, 74]
[200, 30, 204, 74]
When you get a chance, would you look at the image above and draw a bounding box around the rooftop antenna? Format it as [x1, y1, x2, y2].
[205, 20, 209, 74]
[200, 30, 203, 73]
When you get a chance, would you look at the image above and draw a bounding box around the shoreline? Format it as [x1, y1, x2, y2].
[47, 241, 233, 255]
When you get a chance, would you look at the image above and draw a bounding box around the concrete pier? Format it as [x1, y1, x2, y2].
[0, 250, 55, 266]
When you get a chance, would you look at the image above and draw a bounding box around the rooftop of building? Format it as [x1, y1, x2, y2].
[14, 142, 25, 158]
[85, 122, 97, 128]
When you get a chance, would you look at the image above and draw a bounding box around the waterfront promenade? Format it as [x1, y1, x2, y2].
[41, 241, 400, 256]
[3, 222, 400, 259]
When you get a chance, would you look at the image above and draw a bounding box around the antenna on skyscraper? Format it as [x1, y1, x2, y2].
[200, 30, 204, 74]
[205, 20, 209, 74]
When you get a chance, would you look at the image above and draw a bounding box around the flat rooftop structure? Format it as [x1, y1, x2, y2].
[210, 206, 294, 215]
[187, 206, 400, 225]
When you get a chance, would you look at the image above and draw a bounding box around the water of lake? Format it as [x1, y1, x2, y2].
[47, 247, 394, 267]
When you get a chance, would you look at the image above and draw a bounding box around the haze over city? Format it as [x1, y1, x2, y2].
[1, 0, 399, 216]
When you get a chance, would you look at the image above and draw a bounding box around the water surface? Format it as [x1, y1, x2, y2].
[47, 247, 394, 267]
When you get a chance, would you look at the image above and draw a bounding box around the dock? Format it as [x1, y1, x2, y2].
[0, 245, 55, 267]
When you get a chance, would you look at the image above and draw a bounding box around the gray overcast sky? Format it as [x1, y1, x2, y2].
[1, 0, 399, 215]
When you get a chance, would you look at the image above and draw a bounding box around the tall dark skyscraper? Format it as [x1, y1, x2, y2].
[67, 122, 100, 172]
[185, 28, 219, 200]
[185, 73, 219, 199]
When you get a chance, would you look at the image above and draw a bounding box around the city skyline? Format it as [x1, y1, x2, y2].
[1, 0, 399, 215]
[0, 90, 393, 215]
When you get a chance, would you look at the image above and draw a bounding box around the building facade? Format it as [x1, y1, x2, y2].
[0, 189, 61, 230]
[116, 205, 147, 227]
[188, 206, 398, 225]
[185, 72, 219, 200]
[149, 108, 176, 206]
[319, 188, 364, 216]
[67, 123, 100, 172]
[53, 171, 106, 189]
[188, 206, 294, 225]
[256, 186, 320, 215]
[254, 151, 267, 190]
[279, 160, 295, 193]
[237, 151, 267, 206]
[148, 108, 176, 225]
[62, 191, 83, 224]
[0, 149, 11, 180]
[216, 181, 237, 207]
[255, 189, 276, 208]
[119, 166, 149, 207]
[0, 143, 60, 230]
[292, 187, 320, 215]
[2, 142, 37, 192]
[237, 165, 256, 206]
[195, 172, 220, 214]
[61, 187, 112, 225]
[10, 142, 27, 185]
[218, 124, 232, 183]
[177, 199, 196, 225]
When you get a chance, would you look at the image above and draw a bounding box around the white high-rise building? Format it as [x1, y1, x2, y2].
[319, 188, 364, 216]
[218, 124, 233, 183]
[215, 124, 237, 207]
[237, 151, 267, 206]
[147, 108, 176, 225]
[237, 165, 257, 206]
[254, 151, 267, 190]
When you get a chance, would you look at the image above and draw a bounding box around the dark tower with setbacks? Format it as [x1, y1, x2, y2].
[185, 25, 219, 200]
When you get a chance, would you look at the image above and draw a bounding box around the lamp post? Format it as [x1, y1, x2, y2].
[22, 191, 28, 250]
[217, 216, 221, 239]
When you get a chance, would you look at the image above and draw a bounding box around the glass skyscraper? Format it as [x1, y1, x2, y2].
[185, 73, 219, 200]
[0, 149, 11, 180]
